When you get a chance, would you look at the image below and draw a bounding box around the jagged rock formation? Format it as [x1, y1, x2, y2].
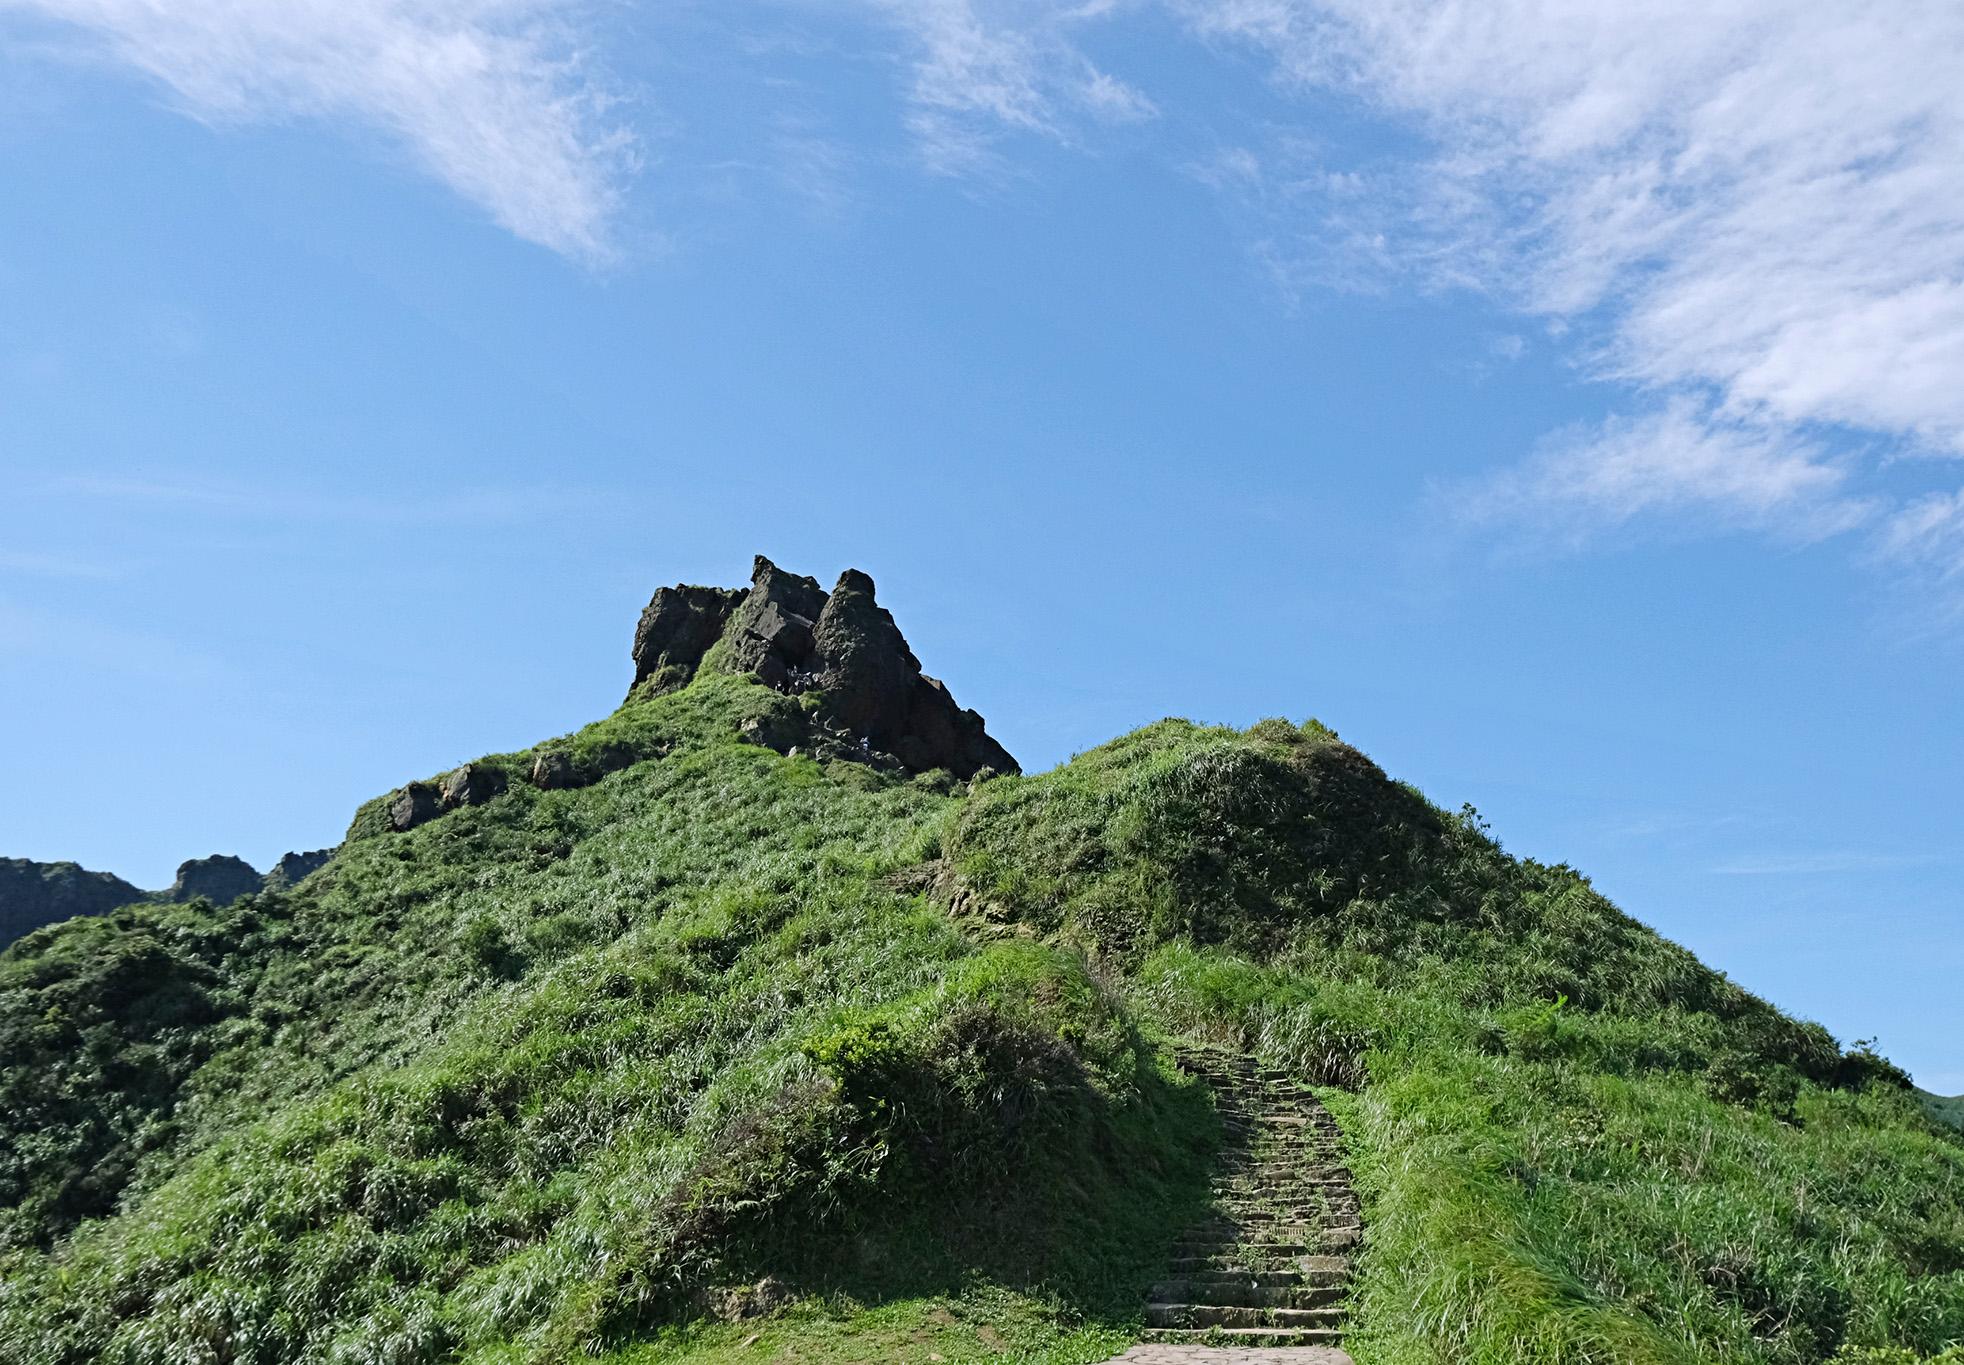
[264, 848, 334, 891]
[167, 855, 263, 906]
[630, 556, 1017, 778]
[0, 857, 146, 950]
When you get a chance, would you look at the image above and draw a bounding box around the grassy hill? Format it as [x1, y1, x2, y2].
[2, 568, 1960, 1365]
[1923, 1091, 1964, 1132]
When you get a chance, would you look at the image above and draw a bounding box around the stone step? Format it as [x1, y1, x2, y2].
[1147, 1303, 1345, 1331]
[1149, 1270, 1315, 1290]
[1139, 1335, 1351, 1359]
[1147, 1281, 1344, 1309]
[1215, 1193, 1361, 1208]
[1213, 1202, 1361, 1215]
[1165, 1253, 1351, 1277]
[1140, 1328, 1346, 1349]
[1172, 1242, 1308, 1259]
[1185, 1220, 1362, 1240]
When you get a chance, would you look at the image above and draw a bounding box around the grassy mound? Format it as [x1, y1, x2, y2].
[2, 682, 1959, 1364]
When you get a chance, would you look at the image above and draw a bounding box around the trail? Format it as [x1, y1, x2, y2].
[1101, 1047, 1358, 1365]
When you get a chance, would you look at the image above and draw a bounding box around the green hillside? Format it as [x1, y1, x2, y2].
[2, 563, 1959, 1365]
[1924, 1091, 1964, 1132]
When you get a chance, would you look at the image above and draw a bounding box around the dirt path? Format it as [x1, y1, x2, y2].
[1098, 1047, 1358, 1365]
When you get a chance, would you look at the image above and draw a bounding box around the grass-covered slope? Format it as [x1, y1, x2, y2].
[1923, 1092, 1964, 1133]
[2, 671, 1959, 1365]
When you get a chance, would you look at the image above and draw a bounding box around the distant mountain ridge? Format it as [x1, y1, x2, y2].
[0, 848, 336, 951]
[0, 859, 145, 949]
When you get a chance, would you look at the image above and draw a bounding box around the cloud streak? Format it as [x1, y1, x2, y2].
[1709, 850, 1949, 877]
[1179, 1, 1964, 568]
[1454, 400, 1872, 545]
[858, 0, 1155, 173]
[1, 0, 632, 260]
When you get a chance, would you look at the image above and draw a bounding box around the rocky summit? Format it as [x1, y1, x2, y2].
[166, 854, 264, 906]
[629, 555, 1017, 779]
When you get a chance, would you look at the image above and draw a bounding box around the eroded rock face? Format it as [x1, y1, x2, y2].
[264, 848, 333, 891]
[630, 584, 746, 697]
[168, 855, 262, 906]
[442, 762, 508, 809]
[390, 783, 443, 832]
[629, 555, 1018, 779]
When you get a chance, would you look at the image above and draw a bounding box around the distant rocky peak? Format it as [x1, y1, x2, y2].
[629, 555, 1017, 779]
[168, 854, 262, 906]
[265, 848, 334, 891]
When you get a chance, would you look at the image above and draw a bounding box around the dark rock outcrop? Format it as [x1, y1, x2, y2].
[264, 848, 334, 891]
[0, 857, 147, 950]
[442, 762, 508, 809]
[630, 584, 746, 698]
[629, 556, 1018, 778]
[390, 783, 443, 832]
[167, 855, 262, 906]
[721, 558, 828, 689]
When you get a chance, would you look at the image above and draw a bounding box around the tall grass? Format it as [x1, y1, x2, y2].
[1, 687, 1957, 1363]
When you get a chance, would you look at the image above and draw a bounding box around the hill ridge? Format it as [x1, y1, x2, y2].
[1, 564, 1958, 1365]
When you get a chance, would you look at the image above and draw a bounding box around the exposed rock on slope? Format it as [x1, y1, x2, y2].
[166, 854, 263, 906]
[630, 555, 1017, 778]
[264, 848, 334, 891]
[0, 858, 145, 950]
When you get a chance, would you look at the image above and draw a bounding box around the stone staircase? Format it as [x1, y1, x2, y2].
[1105, 1047, 1358, 1363]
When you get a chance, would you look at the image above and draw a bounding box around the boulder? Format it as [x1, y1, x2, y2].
[530, 751, 577, 790]
[441, 762, 508, 809]
[168, 854, 263, 905]
[390, 783, 442, 832]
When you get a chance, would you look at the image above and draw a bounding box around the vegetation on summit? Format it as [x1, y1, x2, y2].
[0, 560, 1958, 1365]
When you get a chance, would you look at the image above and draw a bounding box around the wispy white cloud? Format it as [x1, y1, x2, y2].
[0, 0, 632, 260]
[1179, 1, 1964, 565]
[1455, 399, 1872, 545]
[856, 0, 1155, 173]
[1710, 850, 1948, 876]
[1876, 490, 1964, 590]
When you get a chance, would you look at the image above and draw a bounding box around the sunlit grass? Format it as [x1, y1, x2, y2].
[2, 682, 1958, 1364]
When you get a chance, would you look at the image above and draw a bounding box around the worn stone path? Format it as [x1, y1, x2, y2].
[1098, 1047, 1358, 1365]
[1104, 1349, 1351, 1364]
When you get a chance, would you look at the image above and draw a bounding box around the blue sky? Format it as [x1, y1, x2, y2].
[2, 2, 1960, 1092]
